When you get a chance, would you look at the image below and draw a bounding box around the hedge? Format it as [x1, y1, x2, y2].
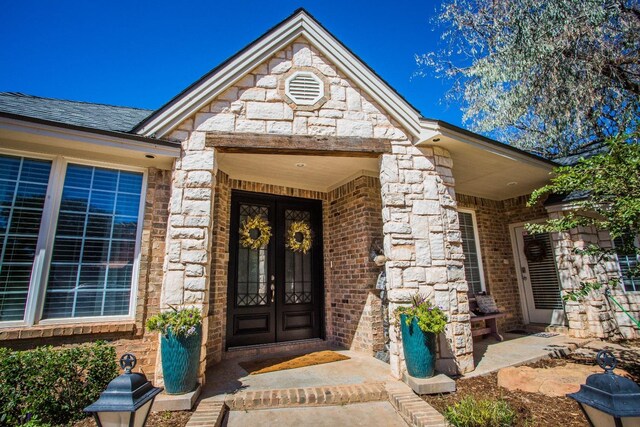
[0, 341, 118, 426]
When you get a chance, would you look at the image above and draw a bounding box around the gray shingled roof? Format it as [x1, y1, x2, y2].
[0, 92, 153, 133]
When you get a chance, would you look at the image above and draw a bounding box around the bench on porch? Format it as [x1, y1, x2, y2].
[469, 294, 506, 341]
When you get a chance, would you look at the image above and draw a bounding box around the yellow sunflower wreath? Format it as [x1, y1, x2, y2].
[286, 221, 313, 254]
[239, 215, 272, 250]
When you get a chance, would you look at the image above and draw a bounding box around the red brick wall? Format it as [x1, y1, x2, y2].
[457, 194, 546, 331]
[326, 175, 384, 353]
[0, 168, 172, 378]
[206, 173, 385, 361]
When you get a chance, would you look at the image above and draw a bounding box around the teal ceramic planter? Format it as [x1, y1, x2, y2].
[400, 314, 437, 378]
[160, 325, 201, 394]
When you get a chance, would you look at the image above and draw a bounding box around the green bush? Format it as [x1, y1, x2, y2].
[0, 341, 118, 426]
[445, 396, 516, 427]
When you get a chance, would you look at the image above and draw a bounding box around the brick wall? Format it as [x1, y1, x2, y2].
[457, 194, 547, 332]
[326, 175, 385, 353]
[205, 173, 385, 363]
[0, 168, 172, 379]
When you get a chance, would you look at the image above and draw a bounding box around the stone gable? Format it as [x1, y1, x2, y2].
[168, 37, 409, 143]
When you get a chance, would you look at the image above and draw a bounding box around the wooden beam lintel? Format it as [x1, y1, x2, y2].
[205, 132, 390, 157]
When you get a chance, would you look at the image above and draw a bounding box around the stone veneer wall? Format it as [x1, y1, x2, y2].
[381, 145, 474, 377]
[548, 211, 640, 340]
[161, 35, 473, 378]
[0, 168, 172, 379]
[326, 175, 385, 353]
[457, 194, 547, 332]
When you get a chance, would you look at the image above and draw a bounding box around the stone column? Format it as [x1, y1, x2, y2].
[157, 131, 217, 383]
[380, 141, 474, 378]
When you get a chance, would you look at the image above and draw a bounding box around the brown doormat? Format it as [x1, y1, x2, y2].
[238, 350, 350, 375]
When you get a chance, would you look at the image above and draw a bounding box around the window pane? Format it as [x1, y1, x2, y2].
[0, 155, 51, 322]
[458, 212, 484, 294]
[43, 164, 142, 319]
[614, 235, 639, 292]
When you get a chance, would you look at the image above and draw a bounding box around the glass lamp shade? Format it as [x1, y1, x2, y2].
[580, 403, 640, 427]
[95, 399, 153, 427]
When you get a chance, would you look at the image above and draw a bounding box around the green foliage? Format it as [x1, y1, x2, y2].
[528, 131, 640, 300]
[395, 294, 448, 334]
[146, 306, 202, 337]
[445, 396, 516, 427]
[0, 342, 118, 426]
[419, 0, 640, 157]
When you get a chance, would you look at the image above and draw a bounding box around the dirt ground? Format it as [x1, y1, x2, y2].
[73, 410, 191, 427]
[424, 339, 640, 427]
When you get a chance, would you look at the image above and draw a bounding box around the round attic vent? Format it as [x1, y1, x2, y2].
[285, 71, 324, 105]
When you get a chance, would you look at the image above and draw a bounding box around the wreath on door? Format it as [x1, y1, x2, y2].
[239, 215, 272, 250]
[286, 221, 313, 254]
[524, 239, 546, 262]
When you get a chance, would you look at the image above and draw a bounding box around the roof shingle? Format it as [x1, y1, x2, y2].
[0, 92, 152, 133]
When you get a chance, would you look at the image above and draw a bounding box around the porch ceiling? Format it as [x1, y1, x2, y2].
[217, 152, 379, 192]
[420, 135, 554, 201]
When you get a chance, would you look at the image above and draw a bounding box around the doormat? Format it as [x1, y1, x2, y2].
[238, 350, 350, 375]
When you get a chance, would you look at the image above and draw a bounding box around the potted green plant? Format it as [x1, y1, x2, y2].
[146, 306, 202, 394]
[395, 294, 447, 378]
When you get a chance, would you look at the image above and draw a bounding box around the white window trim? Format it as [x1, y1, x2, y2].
[458, 208, 487, 293]
[612, 234, 640, 293]
[0, 148, 147, 328]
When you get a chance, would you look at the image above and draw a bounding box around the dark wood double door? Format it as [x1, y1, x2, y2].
[226, 191, 323, 348]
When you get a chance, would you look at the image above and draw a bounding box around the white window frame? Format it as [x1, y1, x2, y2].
[613, 234, 640, 293]
[458, 208, 487, 293]
[0, 148, 147, 328]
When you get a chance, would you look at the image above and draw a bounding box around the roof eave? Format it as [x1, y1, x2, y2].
[133, 9, 423, 139]
[419, 118, 559, 170]
[0, 112, 181, 155]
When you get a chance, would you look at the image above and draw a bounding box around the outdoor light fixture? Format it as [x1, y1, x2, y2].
[84, 353, 162, 427]
[567, 350, 640, 427]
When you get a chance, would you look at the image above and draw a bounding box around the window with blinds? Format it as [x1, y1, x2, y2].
[0, 155, 51, 322]
[0, 153, 144, 325]
[458, 211, 485, 294]
[43, 164, 143, 319]
[614, 235, 639, 292]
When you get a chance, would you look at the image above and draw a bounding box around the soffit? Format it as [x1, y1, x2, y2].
[420, 134, 553, 200]
[217, 152, 379, 192]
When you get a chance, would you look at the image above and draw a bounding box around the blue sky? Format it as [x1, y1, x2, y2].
[0, 0, 464, 126]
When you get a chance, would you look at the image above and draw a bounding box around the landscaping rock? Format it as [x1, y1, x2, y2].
[497, 363, 629, 397]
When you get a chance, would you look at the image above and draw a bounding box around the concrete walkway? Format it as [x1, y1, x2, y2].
[223, 401, 408, 427]
[186, 349, 445, 427]
[468, 332, 589, 378]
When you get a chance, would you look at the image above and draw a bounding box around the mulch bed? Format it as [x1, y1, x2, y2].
[72, 411, 191, 427]
[423, 359, 589, 427]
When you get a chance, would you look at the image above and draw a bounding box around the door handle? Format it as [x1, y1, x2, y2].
[270, 275, 275, 303]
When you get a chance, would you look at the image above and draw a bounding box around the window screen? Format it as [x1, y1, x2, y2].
[42, 164, 143, 319]
[614, 235, 639, 292]
[458, 211, 484, 294]
[0, 154, 51, 321]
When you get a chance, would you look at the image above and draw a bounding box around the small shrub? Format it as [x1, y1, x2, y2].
[0, 341, 118, 426]
[445, 396, 516, 427]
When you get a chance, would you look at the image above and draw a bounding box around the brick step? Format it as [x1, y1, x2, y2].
[185, 400, 227, 427]
[224, 382, 388, 410]
[386, 383, 447, 427]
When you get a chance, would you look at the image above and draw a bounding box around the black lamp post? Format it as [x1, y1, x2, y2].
[567, 350, 640, 427]
[84, 353, 163, 427]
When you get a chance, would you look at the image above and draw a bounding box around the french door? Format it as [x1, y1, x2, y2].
[226, 191, 323, 348]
